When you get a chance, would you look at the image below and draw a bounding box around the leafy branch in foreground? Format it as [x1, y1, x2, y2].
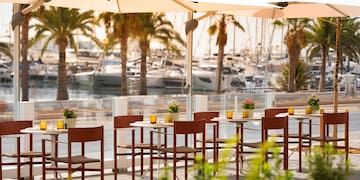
[307, 144, 351, 180]
[192, 136, 238, 180]
[245, 140, 293, 180]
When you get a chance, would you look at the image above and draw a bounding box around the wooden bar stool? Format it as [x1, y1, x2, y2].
[0, 120, 47, 180]
[114, 115, 153, 180]
[309, 112, 349, 161]
[150, 120, 206, 180]
[42, 126, 104, 180]
[241, 116, 289, 170]
[194, 111, 220, 163]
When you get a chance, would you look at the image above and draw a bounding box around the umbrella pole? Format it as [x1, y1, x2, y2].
[333, 17, 341, 144]
[186, 12, 193, 121]
[334, 17, 340, 113]
[13, 3, 21, 120]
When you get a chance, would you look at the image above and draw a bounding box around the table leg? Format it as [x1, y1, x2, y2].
[298, 120, 302, 172]
[236, 125, 240, 179]
[320, 117, 324, 146]
[157, 128, 161, 177]
[50, 135, 60, 180]
[240, 123, 244, 174]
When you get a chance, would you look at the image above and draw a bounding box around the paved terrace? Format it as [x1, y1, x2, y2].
[24, 131, 360, 180]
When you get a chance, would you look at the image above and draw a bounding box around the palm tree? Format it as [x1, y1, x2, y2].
[20, 4, 32, 101]
[208, 14, 244, 94]
[30, 7, 95, 100]
[307, 18, 336, 92]
[135, 13, 185, 95]
[284, 18, 310, 92]
[0, 42, 12, 60]
[98, 12, 141, 96]
[113, 13, 140, 96]
[337, 17, 360, 72]
[307, 17, 360, 91]
[277, 60, 311, 91]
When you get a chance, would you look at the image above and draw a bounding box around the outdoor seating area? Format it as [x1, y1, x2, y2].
[3, 1, 360, 180]
[0, 93, 356, 179]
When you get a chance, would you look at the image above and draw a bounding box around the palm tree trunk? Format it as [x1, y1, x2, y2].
[120, 16, 128, 96]
[318, 46, 327, 92]
[56, 39, 69, 100]
[334, 18, 341, 113]
[139, 39, 148, 95]
[216, 45, 224, 94]
[215, 15, 226, 94]
[21, 12, 31, 101]
[288, 50, 299, 92]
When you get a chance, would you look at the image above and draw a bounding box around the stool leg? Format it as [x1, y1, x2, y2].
[132, 130, 135, 180]
[17, 137, 21, 180]
[114, 129, 117, 180]
[299, 121, 302, 172]
[29, 157, 33, 180]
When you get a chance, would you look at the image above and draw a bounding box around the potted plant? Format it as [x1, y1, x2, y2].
[63, 107, 77, 128]
[307, 94, 320, 114]
[242, 97, 255, 118]
[167, 99, 179, 122]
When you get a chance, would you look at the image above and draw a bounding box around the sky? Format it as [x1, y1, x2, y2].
[0, 2, 284, 58]
[0, 3, 11, 37]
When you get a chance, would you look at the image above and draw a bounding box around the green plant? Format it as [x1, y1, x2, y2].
[156, 135, 239, 180]
[63, 107, 77, 118]
[245, 140, 293, 180]
[276, 60, 311, 91]
[158, 165, 171, 180]
[242, 98, 255, 109]
[192, 136, 238, 180]
[168, 99, 179, 113]
[306, 145, 351, 180]
[307, 94, 320, 110]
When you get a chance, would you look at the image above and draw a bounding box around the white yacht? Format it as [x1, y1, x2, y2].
[147, 68, 166, 88]
[163, 67, 186, 88]
[93, 61, 123, 87]
[73, 70, 95, 86]
[192, 66, 245, 91]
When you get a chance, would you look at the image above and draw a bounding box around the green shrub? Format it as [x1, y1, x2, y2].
[277, 60, 311, 91]
[306, 145, 350, 180]
[192, 136, 238, 180]
[245, 140, 293, 180]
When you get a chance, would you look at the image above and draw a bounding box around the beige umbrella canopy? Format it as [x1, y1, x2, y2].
[0, 0, 273, 13]
[233, 1, 360, 18]
[223, 0, 360, 112]
[2, 0, 273, 119]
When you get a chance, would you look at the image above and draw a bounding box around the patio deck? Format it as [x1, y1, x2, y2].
[26, 131, 360, 180]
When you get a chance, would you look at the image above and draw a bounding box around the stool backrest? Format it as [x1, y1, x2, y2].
[68, 126, 104, 142]
[174, 120, 205, 134]
[114, 115, 143, 128]
[323, 112, 348, 125]
[194, 112, 219, 123]
[0, 120, 32, 136]
[264, 108, 288, 117]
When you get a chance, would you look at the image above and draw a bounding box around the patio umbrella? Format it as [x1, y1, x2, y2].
[0, 0, 273, 13]
[222, 0, 360, 113]
[3, 0, 273, 120]
[233, 1, 360, 18]
[216, 0, 360, 144]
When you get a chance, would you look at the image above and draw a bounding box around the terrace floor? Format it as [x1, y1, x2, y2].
[35, 131, 360, 180]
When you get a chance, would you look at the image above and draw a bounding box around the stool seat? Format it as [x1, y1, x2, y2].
[47, 155, 100, 164]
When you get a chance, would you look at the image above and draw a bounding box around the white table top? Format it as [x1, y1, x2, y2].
[20, 127, 68, 135]
[276, 112, 323, 119]
[211, 116, 262, 123]
[130, 121, 173, 128]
